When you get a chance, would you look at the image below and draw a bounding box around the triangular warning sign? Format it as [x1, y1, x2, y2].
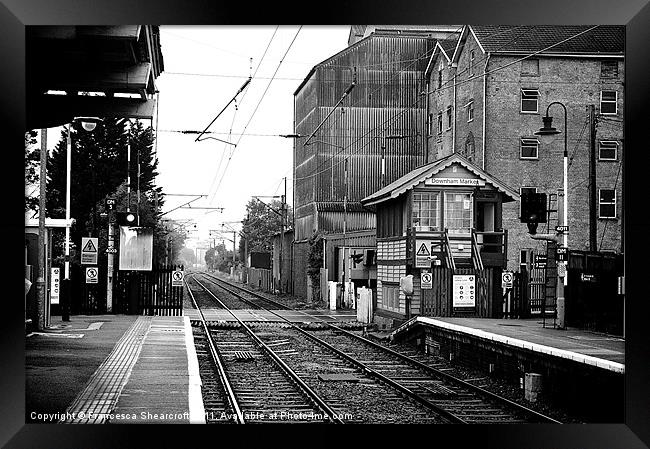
[416, 243, 430, 256]
[82, 239, 97, 253]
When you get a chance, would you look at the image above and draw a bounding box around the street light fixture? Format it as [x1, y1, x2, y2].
[534, 101, 568, 329]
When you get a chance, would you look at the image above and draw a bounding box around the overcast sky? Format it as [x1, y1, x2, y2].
[153, 25, 350, 248]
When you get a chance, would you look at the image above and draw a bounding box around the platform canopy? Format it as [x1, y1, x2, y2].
[26, 25, 164, 130]
[361, 153, 520, 207]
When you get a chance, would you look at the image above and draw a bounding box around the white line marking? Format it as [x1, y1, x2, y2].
[27, 332, 85, 338]
[184, 315, 206, 424]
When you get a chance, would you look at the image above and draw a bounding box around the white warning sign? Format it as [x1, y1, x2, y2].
[416, 242, 431, 257]
[81, 237, 99, 265]
[421, 270, 433, 289]
[85, 267, 99, 284]
[171, 269, 184, 287]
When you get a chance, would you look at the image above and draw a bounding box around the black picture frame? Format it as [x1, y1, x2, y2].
[3, 1, 649, 447]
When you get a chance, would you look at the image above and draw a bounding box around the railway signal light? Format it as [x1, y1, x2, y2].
[521, 192, 547, 235]
[116, 211, 138, 226]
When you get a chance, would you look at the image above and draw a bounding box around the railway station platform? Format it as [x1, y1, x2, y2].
[391, 316, 624, 372]
[390, 316, 624, 421]
[183, 307, 358, 323]
[26, 314, 205, 424]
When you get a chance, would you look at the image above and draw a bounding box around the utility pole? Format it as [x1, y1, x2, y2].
[279, 177, 286, 294]
[588, 104, 597, 251]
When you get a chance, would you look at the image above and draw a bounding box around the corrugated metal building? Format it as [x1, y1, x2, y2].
[292, 26, 461, 299]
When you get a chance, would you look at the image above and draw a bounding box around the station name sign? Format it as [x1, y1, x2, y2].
[424, 177, 485, 186]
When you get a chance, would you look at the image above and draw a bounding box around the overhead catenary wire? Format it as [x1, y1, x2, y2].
[209, 26, 303, 203]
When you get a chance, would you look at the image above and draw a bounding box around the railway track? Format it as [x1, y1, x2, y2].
[186, 275, 343, 423]
[187, 270, 562, 424]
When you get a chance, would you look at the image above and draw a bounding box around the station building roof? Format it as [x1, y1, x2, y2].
[361, 153, 520, 207]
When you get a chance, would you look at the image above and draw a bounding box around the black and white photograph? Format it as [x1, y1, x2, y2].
[5, 1, 650, 447]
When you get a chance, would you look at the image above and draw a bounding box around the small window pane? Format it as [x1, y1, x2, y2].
[521, 89, 539, 113]
[520, 139, 538, 159]
[600, 91, 617, 114]
[599, 189, 616, 218]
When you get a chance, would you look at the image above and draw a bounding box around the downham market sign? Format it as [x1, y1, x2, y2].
[425, 177, 485, 186]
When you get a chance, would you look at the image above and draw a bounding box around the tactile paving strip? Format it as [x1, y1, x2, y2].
[61, 317, 152, 423]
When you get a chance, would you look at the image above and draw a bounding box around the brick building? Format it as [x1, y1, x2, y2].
[425, 25, 624, 270]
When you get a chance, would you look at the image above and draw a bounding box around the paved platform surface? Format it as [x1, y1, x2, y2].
[183, 307, 358, 323]
[26, 314, 204, 424]
[394, 316, 624, 374]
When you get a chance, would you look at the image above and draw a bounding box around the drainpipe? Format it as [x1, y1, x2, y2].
[452, 62, 457, 153]
[482, 52, 490, 170]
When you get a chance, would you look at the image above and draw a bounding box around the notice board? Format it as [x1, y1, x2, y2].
[118, 226, 153, 271]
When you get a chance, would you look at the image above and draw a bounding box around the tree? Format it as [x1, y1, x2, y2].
[24, 130, 39, 212]
[44, 118, 165, 267]
[238, 198, 292, 258]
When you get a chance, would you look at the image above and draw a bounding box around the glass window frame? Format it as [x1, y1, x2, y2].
[600, 90, 618, 115]
[598, 189, 617, 219]
[520, 89, 539, 113]
[443, 191, 473, 234]
[412, 191, 441, 232]
[466, 100, 474, 122]
[520, 138, 539, 159]
[598, 140, 618, 161]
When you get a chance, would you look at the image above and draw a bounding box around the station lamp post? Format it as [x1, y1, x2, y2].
[61, 117, 102, 321]
[533, 101, 568, 329]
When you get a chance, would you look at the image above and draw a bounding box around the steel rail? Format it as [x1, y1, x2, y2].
[194, 273, 463, 423]
[201, 271, 562, 424]
[184, 277, 245, 424]
[189, 275, 345, 424]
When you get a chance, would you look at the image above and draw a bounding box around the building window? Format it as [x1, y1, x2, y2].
[466, 100, 474, 122]
[469, 50, 475, 76]
[520, 187, 537, 218]
[444, 192, 472, 234]
[412, 192, 440, 231]
[437, 112, 443, 135]
[464, 133, 475, 162]
[600, 90, 618, 115]
[599, 141, 618, 161]
[521, 89, 539, 113]
[599, 189, 616, 218]
[520, 138, 539, 159]
[601, 60, 619, 78]
[446, 106, 452, 130]
[438, 69, 443, 89]
[521, 59, 539, 76]
[427, 113, 433, 136]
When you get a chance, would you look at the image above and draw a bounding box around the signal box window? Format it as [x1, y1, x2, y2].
[599, 189, 616, 218]
[444, 192, 472, 234]
[412, 192, 440, 231]
[521, 89, 539, 113]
